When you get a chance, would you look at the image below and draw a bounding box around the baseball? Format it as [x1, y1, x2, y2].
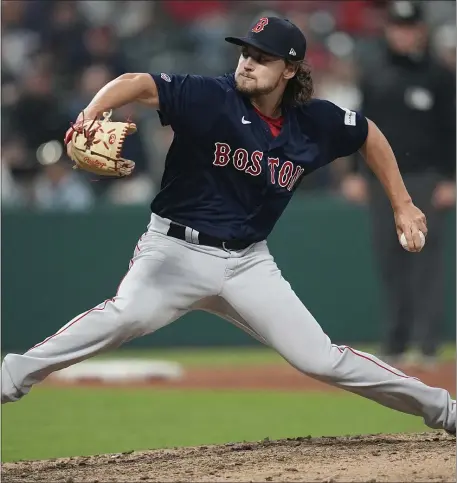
[400, 231, 425, 251]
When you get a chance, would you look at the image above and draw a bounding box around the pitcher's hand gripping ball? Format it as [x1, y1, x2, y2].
[64, 110, 137, 177]
[400, 231, 426, 252]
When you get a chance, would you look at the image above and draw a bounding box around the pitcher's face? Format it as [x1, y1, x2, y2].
[235, 46, 293, 97]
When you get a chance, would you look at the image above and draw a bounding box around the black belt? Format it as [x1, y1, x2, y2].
[166, 222, 252, 251]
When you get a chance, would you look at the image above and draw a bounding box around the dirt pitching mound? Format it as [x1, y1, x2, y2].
[3, 432, 455, 482]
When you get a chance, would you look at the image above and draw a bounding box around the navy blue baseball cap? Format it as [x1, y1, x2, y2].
[225, 16, 307, 62]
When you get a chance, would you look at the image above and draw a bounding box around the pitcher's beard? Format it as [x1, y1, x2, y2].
[235, 76, 279, 98]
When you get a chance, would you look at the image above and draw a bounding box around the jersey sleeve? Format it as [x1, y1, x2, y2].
[149, 73, 226, 135]
[309, 99, 369, 161]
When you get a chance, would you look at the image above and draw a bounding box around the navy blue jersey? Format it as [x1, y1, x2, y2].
[150, 72, 368, 242]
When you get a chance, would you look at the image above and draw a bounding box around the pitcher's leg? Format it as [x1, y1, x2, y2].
[2, 253, 188, 403]
[222, 246, 456, 433]
[1, 229, 228, 404]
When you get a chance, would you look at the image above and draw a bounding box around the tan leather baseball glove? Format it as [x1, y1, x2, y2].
[64, 110, 137, 177]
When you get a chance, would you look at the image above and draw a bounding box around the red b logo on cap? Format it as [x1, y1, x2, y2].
[252, 17, 268, 33]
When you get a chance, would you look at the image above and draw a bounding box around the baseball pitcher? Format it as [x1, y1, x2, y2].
[2, 17, 455, 436]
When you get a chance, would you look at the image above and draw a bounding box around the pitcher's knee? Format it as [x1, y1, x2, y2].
[288, 352, 338, 379]
[307, 359, 336, 378]
[291, 344, 355, 380]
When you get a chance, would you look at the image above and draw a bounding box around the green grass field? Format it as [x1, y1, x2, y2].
[2, 345, 455, 463]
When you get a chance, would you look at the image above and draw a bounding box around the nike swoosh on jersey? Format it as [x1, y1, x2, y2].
[241, 117, 251, 124]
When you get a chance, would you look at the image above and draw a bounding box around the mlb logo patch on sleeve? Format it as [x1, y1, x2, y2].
[342, 108, 356, 126]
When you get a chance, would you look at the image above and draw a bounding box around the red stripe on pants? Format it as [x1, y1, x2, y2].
[31, 299, 111, 350]
[334, 344, 419, 381]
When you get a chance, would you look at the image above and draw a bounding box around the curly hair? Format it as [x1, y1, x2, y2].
[283, 60, 314, 107]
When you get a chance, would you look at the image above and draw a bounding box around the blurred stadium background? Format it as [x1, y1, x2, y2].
[1, 0, 456, 464]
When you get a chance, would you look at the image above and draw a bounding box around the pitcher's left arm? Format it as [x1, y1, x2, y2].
[358, 119, 427, 252]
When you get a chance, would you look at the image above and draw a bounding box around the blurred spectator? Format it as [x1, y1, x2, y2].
[8, 67, 69, 178]
[341, 1, 456, 369]
[33, 159, 95, 212]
